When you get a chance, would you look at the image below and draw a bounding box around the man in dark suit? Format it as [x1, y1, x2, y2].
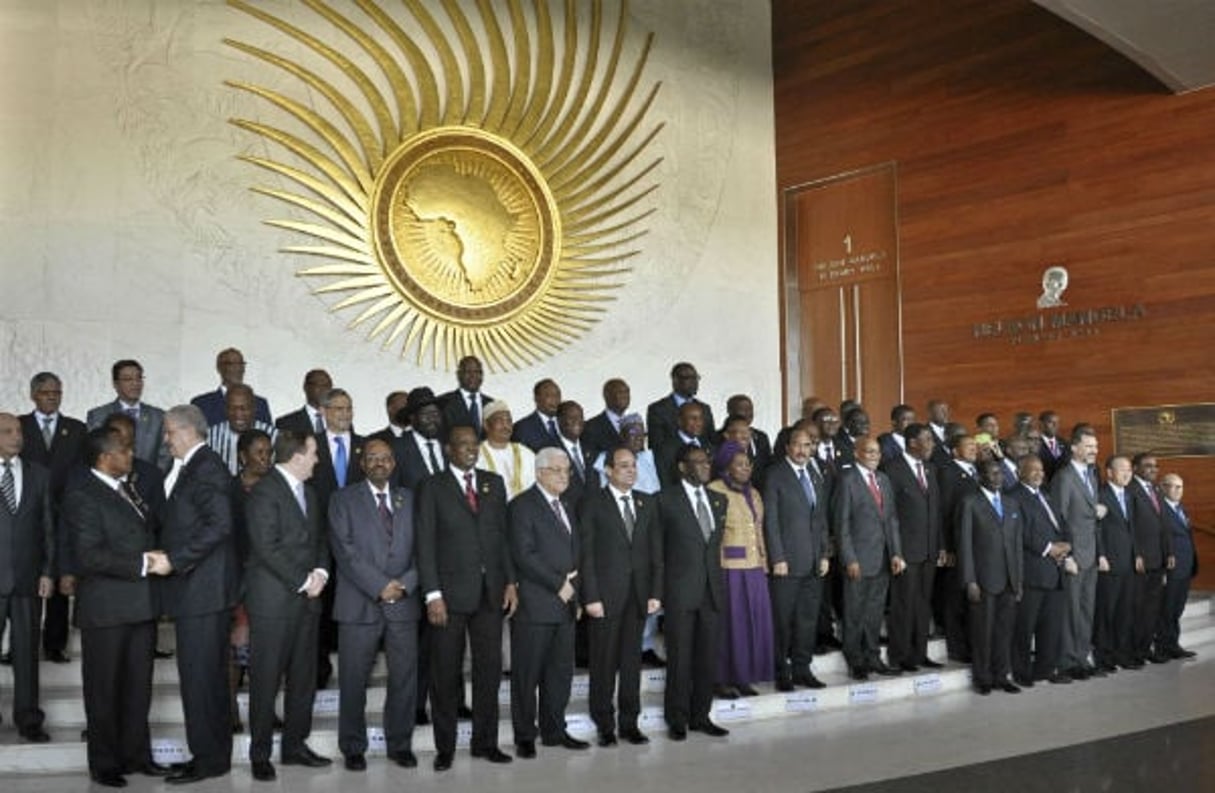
[20, 371, 86, 663]
[1129, 453, 1172, 664]
[658, 445, 729, 740]
[158, 404, 239, 784]
[0, 413, 54, 742]
[579, 445, 662, 746]
[1036, 410, 1068, 483]
[834, 408, 870, 469]
[511, 378, 563, 452]
[190, 347, 273, 427]
[1009, 455, 1072, 685]
[438, 355, 493, 441]
[1156, 474, 1197, 660]
[959, 459, 1024, 695]
[508, 448, 587, 757]
[1094, 455, 1137, 672]
[926, 400, 953, 468]
[720, 395, 773, 486]
[812, 408, 843, 473]
[329, 439, 421, 771]
[367, 390, 411, 445]
[653, 401, 714, 488]
[878, 404, 916, 464]
[86, 359, 170, 471]
[274, 369, 332, 437]
[833, 437, 905, 680]
[937, 434, 980, 662]
[390, 388, 446, 491]
[62, 426, 169, 787]
[554, 400, 596, 510]
[1051, 427, 1103, 680]
[763, 426, 830, 691]
[416, 425, 518, 771]
[311, 388, 365, 688]
[582, 378, 631, 462]
[881, 424, 945, 672]
[243, 431, 331, 781]
[646, 362, 715, 474]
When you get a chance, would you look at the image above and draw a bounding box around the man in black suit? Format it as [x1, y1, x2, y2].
[878, 404, 916, 464]
[555, 400, 595, 510]
[833, 437, 905, 680]
[311, 387, 365, 688]
[1094, 455, 1138, 672]
[508, 448, 587, 757]
[189, 347, 273, 427]
[329, 439, 421, 771]
[834, 408, 870, 468]
[0, 413, 54, 743]
[926, 400, 953, 468]
[582, 378, 631, 462]
[274, 369, 332, 437]
[1037, 410, 1068, 483]
[367, 390, 411, 444]
[720, 395, 773, 486]
[512, 378, 563, 452]
[959, 459, 1024, 695]
[416, 425, 518, 771]
[654, 401, 713, 488]
[390, 388, 446, 491]
[881, 424, 945, 672]
[1128, 453, 1172, 664]
[1009, 456, 1072, 686]
[763, 426, 830, 691]
[579, 445, 662, 746]
[158, 404, 239, 784]
[646, 363, 715, 474]
[243, 431, 331, 781]
[20, 372, 86, 663]
[937, 434, 981, 662]
[812, 408, 843, 473]
[658, 445, 729, 741]
[1156, 474, 1197, 660]
[438, 355, 493, 440]
[62, 426, 169, 787]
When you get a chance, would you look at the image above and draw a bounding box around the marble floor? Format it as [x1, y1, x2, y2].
[2, 649, 1211, 792]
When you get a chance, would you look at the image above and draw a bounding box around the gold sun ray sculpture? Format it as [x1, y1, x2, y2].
[225, 0, 663, 370]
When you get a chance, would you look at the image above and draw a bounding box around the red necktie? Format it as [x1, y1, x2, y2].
[1146, 484, 1160, 514]
[867, 471, 884, 511]
[376, 491, 393, 543]
[916, 461, 927, 492]
[464, 471, 478, 512]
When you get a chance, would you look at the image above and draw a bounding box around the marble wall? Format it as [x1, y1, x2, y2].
[0, 0, 779, 433]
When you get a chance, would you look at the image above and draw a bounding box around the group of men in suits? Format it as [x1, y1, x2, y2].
[2, 351, 1203, 785]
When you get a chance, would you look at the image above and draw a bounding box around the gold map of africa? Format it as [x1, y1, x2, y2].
[390, 154, 540, 304]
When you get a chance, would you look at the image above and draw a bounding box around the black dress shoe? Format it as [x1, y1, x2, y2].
[973, 683, 992, 695]
[389, 749, 417, 768]
[1070, 666, 1091, 680]
[19, 725, 50, 743]
[1147, 652, 1171, 664]
[872, 661, 901, 677]
[542, 732, 590, 750]
[433, 752, 453, 772]
[620, 728, 650, 745]
[166, 767, 225, 785]
[344, 754, 366, 771]
[641, 649, 666, 668]
[850, 667, 870, 681]
[457, 703, 474, 719]
[920, 659, 945, 669]
[1087, 664, 1108, 678]
[91, 771, 128, 788]
[251, 760, 276, 781]
[0, 652, 10, 665]
[1170, 646, 1197, 659]
[998, 680, 1022, 694]
[713, 684, 740, 699]
[472, 746, 514, 763]
[154, 648, 175, 660]
[45, 649, 70, 664]
[514, 741, 536, 759]
[134, 761, 172, 777]
[793, 673, 826, 689]
[597, 732, 617, 747]
[1097, 662, 1118, 674]
[899, 662, 920, 672]
[1046, 672, 1073, 684]
[415, 709, 430, 725]
[690, 721, 729, 737]
[1120, 660, 1144, 670]
[737, 684, 760, 697]
[281, 746, 332, 767]
[667, 725, 687, 741]
[1013, 676, 1035, 688]
[776, 677, 795, 692]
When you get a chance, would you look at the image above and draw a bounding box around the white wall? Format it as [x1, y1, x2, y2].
[0, 0, 779, 433]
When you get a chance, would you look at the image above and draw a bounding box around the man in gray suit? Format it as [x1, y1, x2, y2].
[763, 427, 830, 691]
[86, 359, 169, 471]
[329, 439, 421, 771]
[833, 437, 905, 680]
[1051, 426, 1106, 680]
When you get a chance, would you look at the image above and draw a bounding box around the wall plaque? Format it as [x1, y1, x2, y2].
[1111, 403, 1215, 457]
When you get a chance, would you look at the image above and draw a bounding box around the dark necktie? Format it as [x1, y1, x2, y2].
[916, 461, 928, 492]
[376, 491, 393, 543]
[1145, 483, 1161, 513]
[42, 417, 54, 449]
[464, 470, 478, 512]
[694, 488, 713, 540]
[468, 395, 480, 431]
[119, 479, 147, 520]
[1175, 504, 1189, 527]
[551, 498, 570, 533]
[547, 417, 559, 440]
[798, 467, 816, 509]
[1, 461, 16, 514]
[621, 494, 636, 540]
[313, 411, 324, 434]
[125, 406, 139, 422]
[569, 443, 585, 479]
[1084, 467, 1096, 497]
[1037, 490, 1059, 528]
[427, 440, 442, 474]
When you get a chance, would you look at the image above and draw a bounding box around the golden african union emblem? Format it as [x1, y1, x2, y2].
[225, 0, 662, 369]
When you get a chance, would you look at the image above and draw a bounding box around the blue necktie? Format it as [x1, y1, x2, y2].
[1118, 490, 1127, 518]
[798, 468, 817, 509]
[334, 436, 348, 488]
[1176, 504, 1188, 527]
[991, 493, 1003, 520]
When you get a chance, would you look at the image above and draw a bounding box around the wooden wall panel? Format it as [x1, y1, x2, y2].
[773, 0, 1215, 528]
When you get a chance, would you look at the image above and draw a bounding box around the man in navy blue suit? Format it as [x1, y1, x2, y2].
[189, 348, 272, 427]
[1156, 474, 1197, 660]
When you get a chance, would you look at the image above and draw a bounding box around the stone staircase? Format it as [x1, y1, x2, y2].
[1, 594, 1211, 774]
